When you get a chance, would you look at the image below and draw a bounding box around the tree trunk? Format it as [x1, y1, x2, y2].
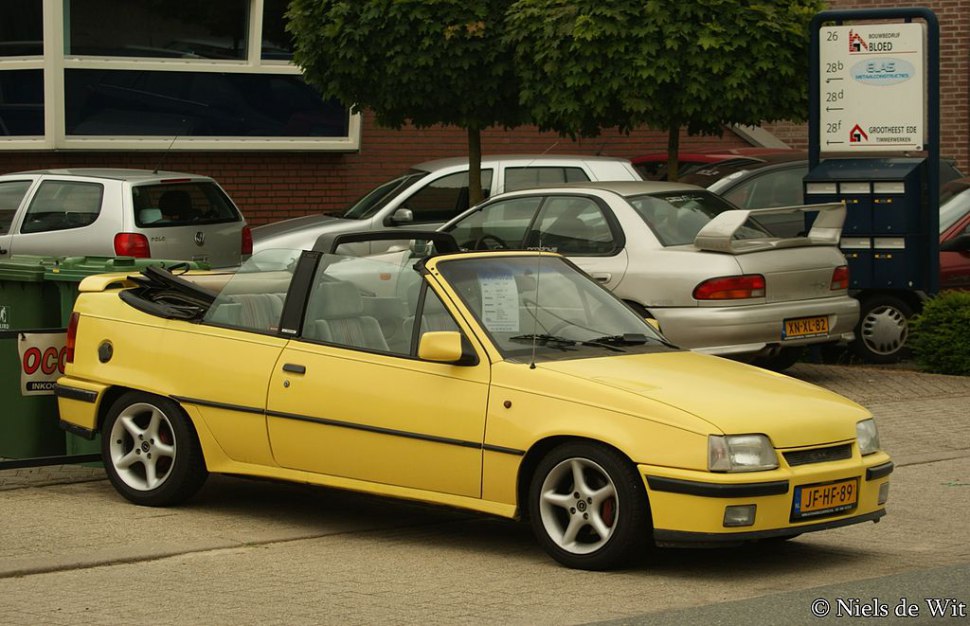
[467, 125, 483, 207]
[666, 121, 681, 182]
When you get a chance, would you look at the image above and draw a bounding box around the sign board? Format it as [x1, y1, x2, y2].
[17, 331, 67, 396]
[818, 22, 925, 152]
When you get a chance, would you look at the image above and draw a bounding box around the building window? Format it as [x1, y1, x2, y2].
[0, 0, 358, 151]
[0, 1, 43, 57]
[65, 69, 349, 137]
[0, 70, 44, 135]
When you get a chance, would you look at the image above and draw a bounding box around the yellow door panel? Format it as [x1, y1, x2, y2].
[267, 343, 489, 497]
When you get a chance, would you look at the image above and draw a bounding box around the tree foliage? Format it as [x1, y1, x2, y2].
[505, 0, 823, 178]
[287, 0, 524, 203]
[910, 291, 970, 376]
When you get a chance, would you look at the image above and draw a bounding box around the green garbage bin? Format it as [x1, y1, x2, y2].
[43, 257, 209, 458]
[0, 256, 68, 458]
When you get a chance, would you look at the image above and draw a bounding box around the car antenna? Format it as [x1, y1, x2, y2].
[153, 119, 186, 174]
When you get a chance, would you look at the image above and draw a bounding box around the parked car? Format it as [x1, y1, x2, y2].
[939, 177, 970, 290]
[632, 147, 796, 181]
[657, 149, 964, 363]
[440, 181, 858, 370]
[0, 169, 251, 268]
[56, 238, 892, 570]
[251, 154, 643, 253]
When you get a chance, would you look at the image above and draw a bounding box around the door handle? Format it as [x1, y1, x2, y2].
[282, 363, 306, 374]
[591, 272, 611, 283]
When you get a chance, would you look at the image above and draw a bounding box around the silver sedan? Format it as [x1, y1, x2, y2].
[441, 181, 858, 370]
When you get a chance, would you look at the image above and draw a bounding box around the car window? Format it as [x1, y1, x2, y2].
[722, 165, 808, 209]
[301, 253, 462, 358]
[0, 180, 31, 234]
[526, 195, 617, 255]
[203, 249, 302, 333]
[504, 167, 590, 192]
[628, 190, 769, 246]
[20, 180, 104, 234]
[132, 182, 240, 227]
[401, 169, 494, 223]
[940, 186, 970, 233]
[448, 196, 542, 250]
[342, 171, 428, 220]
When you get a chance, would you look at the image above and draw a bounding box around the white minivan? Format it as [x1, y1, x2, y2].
[252, 155, 642, 252]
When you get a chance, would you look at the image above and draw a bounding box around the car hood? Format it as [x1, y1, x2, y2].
[534, 351, 867, 448]
[252, 214, 361, 251]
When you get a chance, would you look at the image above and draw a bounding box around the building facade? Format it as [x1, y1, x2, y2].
[1, 1, 965, 225]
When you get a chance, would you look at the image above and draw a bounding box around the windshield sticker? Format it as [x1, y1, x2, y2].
[480, 274, 520, 332]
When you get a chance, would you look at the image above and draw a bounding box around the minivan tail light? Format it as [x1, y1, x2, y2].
[241, 226, 253, 255]
[831, 265, 849, 290]
[65, 312, 79, 364]
[693, 275, 766, 300]
[114, 233, 150, 258]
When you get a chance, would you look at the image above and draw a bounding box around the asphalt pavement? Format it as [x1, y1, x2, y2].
[1, 362, 969, 625]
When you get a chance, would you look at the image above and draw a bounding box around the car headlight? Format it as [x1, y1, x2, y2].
[856, 419, 881, 455]
[709, 434, 778, 472]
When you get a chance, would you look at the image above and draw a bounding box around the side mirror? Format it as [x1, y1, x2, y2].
[387, 207, 414, 226]
[418, 331, 475, 364]
[940, 233, 970, 253]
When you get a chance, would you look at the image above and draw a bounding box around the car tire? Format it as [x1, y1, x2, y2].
[101, 391, 208, 507]
[850, 295, 914, 364]
[751, 347, 804, 372]
[528, 442, 650, 570]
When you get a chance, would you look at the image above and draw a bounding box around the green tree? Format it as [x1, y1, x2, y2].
[505, 0, 822, 179]
[286, 0, 524, 204]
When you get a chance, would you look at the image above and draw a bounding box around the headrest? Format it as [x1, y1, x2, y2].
[313, 281, 363, 318]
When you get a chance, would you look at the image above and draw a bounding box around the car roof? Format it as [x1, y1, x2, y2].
[632, 147, 798, 165]
[412, 154, 634, 172]
[509, 180, 707, 196]
[8, 168, 213, 183]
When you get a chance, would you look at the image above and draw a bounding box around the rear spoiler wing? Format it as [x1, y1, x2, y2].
[694, 202, 845, 254]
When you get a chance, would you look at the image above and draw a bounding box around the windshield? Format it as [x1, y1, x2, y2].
[627, 190, 770, 246]
[132, 181, 241, 227]
[435, 255, 670, 361]
[940, 183, 970, 233]
[342, 171, 428, 220]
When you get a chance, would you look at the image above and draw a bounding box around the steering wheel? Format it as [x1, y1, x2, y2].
[474, 233, 510, 250]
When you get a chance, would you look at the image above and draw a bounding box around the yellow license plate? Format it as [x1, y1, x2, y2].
[792, 478, 858, 520]
[784, 315, 829, 339]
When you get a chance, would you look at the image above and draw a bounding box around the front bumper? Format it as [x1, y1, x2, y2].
[639, 453, 892, 547]
[651, 296, 859, 357]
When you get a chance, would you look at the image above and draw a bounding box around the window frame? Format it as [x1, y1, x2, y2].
[0, 0, 360, 151]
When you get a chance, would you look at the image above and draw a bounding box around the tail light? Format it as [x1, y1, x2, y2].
[693, 275, 766, 300]
[831, 265, 849, 290]
[114, 233, 150, 258]
[241, 225, 253, 255]
[65, 312, 79, 364]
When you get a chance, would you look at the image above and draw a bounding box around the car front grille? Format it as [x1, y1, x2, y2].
[784, 443, 853, 467]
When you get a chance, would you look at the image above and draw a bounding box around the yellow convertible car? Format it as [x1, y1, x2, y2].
[56, 233, 892, 570]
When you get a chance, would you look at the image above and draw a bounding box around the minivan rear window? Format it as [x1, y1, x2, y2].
[133, 182, 240, 227]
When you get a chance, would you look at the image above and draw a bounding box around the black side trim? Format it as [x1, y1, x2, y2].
[59, 420, 97, 440]
[171, 395, 525, 456]
[483, 443, 526, 457]
[866, 461, 894, 481]
[654, 509, 886, 547]
[171, 396, 265, 415]
[54, 384, 99, 403]
[647, 475, 790, 498]
[279, 250, 322, 336]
